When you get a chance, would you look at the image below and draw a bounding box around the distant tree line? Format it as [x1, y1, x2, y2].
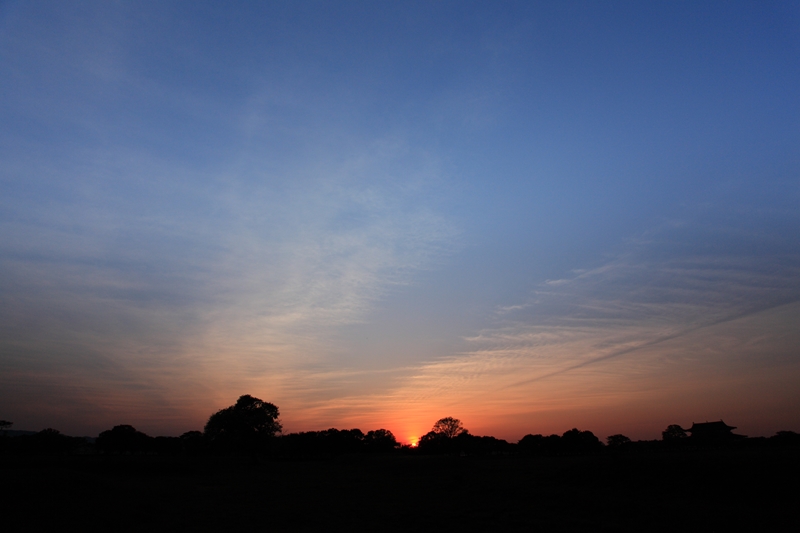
[2, 396, 800, 457]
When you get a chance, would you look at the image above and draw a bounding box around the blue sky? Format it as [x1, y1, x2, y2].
[1, 1, 798, 441]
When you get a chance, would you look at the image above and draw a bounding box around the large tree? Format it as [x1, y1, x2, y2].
[431, 417, 466, 439]
[662, 424, 688, 441]
[204, 395, 282, 451]
[364, 429, 399, 452]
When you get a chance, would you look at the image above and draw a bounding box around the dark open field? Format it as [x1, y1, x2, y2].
[4, 448, 798, 531]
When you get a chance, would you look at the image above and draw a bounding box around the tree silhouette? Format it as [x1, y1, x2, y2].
[317, 428, 365, 454]
[518, 434, 562, 456]
[179, 430, 206, 454]
[454, 433, 511, 456]
[662, 424, 688, 441]
[417, 431, 444, 452]
[606, 434, 631, 449]
[561, 428, 603, 454]
[97, 425, 152, 454]
[772, 430, 800, 446]
[431, 417, 466, 439]
[416, 418, 468, 454]
[364, 429, 399, 452]
[204, 395, 282, 452]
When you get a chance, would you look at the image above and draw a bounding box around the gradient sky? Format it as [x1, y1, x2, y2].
[1, 1, 799, 443]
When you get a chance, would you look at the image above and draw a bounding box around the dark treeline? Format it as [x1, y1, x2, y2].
[5, 399, 800, 531]
[2, 395, 800, 457]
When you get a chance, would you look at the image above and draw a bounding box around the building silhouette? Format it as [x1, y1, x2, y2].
[686, 420, 746, 443]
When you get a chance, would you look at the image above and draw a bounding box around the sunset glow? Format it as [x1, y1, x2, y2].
[1, 1, 798, 441]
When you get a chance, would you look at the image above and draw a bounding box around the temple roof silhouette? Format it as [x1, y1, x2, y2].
[686, 420, 746, 440]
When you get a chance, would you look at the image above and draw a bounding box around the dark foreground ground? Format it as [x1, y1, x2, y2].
[4, 448, 798, 531]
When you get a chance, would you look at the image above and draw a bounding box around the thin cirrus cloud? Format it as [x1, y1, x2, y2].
[0, 0, 461, 434]
[312, 215, 800, 442]
[1, 2, 798, 441]
[0, 134, 458, 435]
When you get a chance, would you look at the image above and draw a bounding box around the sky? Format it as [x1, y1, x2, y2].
[1, 1, 798, 443]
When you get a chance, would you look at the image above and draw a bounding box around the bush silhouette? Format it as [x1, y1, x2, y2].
[97, 425, 152, 454]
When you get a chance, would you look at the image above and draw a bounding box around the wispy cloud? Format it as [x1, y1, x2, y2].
[342, 217, 800, 439]
[0, 8, 462, 433]
[0, 127, 458, 434]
